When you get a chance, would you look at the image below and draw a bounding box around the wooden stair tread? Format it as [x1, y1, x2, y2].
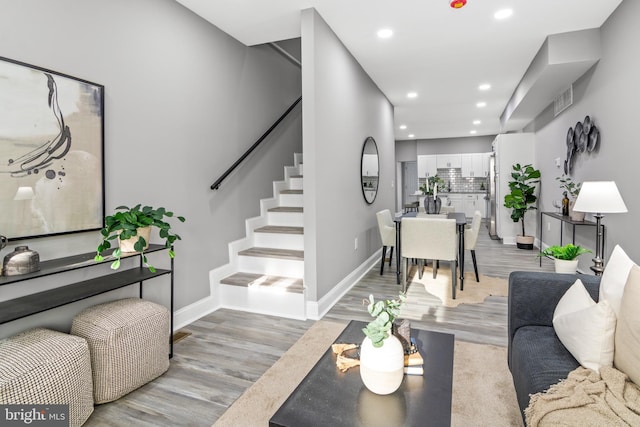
[221, 272, 303, 293]
[238, 247, 304, 261]
[281, 189, 302, 194]
[268, 207, 303, 213]
[255, 226, 303, 234]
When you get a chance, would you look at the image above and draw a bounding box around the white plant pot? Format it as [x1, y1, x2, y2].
[118, 226, 151, 253]
[569, 201, 586, 222]
[359, 334, 405, 395]
[555, 259, 579, 274]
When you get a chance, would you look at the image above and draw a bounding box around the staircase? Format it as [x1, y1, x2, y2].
[209, 153, 306, 319]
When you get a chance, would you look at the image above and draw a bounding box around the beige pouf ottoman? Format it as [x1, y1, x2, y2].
[71, 298, 170, 404]
[0, 328, 94, 427]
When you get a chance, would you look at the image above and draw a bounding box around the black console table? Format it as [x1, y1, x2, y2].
[539, 212, 602, 267]
[0, 244, 175, 357]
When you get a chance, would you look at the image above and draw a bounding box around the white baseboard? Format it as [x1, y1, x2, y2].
[306, 250, 381, 320]
[173, 296, 220, 331]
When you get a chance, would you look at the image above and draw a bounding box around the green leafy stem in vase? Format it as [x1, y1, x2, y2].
[362, 293, 406, 347]
[419, 175, 446, 196]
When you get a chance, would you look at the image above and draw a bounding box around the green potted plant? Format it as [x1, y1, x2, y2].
[503, 163, 541, 249]
[95, 204, 185, 272]
[556, 175, 584, 221]
[360, 293, 406, 395]
[540, 244, 591, 274]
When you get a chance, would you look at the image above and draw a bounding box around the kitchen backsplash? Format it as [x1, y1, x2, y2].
[419, 168, 487, 193]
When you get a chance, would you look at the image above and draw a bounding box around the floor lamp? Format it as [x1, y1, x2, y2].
[572, 181, 627, 276]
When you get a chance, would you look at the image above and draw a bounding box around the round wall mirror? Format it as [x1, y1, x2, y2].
[361, 137, 379, 204]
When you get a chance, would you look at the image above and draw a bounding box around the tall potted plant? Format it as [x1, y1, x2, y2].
[95, 204, 185, 272]
[556, 175, 584, 221]
[503, 163, 540, 249]
[360, 293, 406, 395]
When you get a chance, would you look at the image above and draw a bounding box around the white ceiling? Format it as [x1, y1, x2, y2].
[176, 0, 622, 141]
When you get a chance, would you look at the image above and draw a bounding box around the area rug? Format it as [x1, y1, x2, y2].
[406, 264, 509, 307]
[213, 320, 523, 427]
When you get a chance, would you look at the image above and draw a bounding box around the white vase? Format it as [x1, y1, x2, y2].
[118, 226, 151, 253]
[555, 259, 579, 274]
[359, 335, 405, 395]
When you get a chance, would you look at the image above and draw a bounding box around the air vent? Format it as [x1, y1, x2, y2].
[554, 85, 573, 117]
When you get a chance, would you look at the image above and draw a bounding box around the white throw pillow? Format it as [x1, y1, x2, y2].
[600, 245, 636, 317]
[614, 265, 640, 385]
[553, 279, 617, 373]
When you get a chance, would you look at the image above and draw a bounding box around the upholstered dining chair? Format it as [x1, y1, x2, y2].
[464, 210, 483, 282]
[376, 209, 395, 275]
[400, 217, 458, 298]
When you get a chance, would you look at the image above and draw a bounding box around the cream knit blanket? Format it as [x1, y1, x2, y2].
[526, 366, 640, 426]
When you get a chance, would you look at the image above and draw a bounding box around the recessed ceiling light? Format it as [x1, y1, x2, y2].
[377, 28, 393, 39]
[470, 130, 477, 135]
[478, 83, 491, 91]
[407, 92, 418, 99]
[473, 120, 481, 125]
[408, 134, 415, 138]
[476, 101, 487, 108]
[399, 125, 407, 130]
[494, 9, 513, 20]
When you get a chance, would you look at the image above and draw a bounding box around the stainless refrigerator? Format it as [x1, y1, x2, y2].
[488, 152, 500, 239]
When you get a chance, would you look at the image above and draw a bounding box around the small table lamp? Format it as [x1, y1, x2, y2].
[572, 181, 627, 275]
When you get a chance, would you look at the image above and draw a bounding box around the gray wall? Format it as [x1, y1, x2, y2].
[301, 9, 395, 302]
[530, 0, 638, 270]
[0, 0, 301, 337]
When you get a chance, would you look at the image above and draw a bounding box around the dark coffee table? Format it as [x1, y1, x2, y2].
[270, 320, 455, 427]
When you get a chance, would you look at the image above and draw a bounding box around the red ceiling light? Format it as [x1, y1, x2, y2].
[450, 0, 467, 8]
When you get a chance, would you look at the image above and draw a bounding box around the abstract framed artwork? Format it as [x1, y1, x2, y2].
[0, 56, 105, 240]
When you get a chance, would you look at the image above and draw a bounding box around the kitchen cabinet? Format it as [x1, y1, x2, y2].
[436, 154, 461, 169]
[462, 193, 487, 218]
[417, 155, 438, 177]
[461, 153, 488, 177]
[362, 154, 378, 176]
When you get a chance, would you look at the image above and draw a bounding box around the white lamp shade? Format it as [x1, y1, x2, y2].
[13, 186, 35, 201]
[572, 181, 627, 214]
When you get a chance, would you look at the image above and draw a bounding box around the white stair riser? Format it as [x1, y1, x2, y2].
[254, 233, 304, 250]
[219, 284, 305, 319]
[289, 177, 303, 190]
[268, 212, 303, 227]
[238, 256, 303, 278]
[279, 193, 303, 206]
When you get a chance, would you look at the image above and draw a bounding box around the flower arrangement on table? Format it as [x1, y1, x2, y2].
[419, 175, 446, 197]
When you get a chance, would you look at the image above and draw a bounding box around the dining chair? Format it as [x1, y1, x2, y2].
[464, 210, 483, 282]
[376, 209, 395, 275]
[400, 217, 458, 298]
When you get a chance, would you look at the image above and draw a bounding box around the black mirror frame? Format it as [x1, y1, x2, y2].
[360, 136, 379, 204]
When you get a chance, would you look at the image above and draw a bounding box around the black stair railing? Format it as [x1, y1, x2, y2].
[210, 96, 302, 190]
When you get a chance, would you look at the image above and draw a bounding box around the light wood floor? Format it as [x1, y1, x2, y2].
[85, 221, 554, 426]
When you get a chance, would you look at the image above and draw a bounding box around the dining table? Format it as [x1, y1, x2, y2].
[394, 211, 467, 291]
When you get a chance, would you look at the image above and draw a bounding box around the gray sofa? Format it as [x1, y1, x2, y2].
[507, 271, 601, 417]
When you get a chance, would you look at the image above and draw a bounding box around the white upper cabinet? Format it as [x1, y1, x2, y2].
[362, 154, 378, 176]
[436, 154, 461, 169]
[417, 155, 438, 177]
[461, 152, 490, 177]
